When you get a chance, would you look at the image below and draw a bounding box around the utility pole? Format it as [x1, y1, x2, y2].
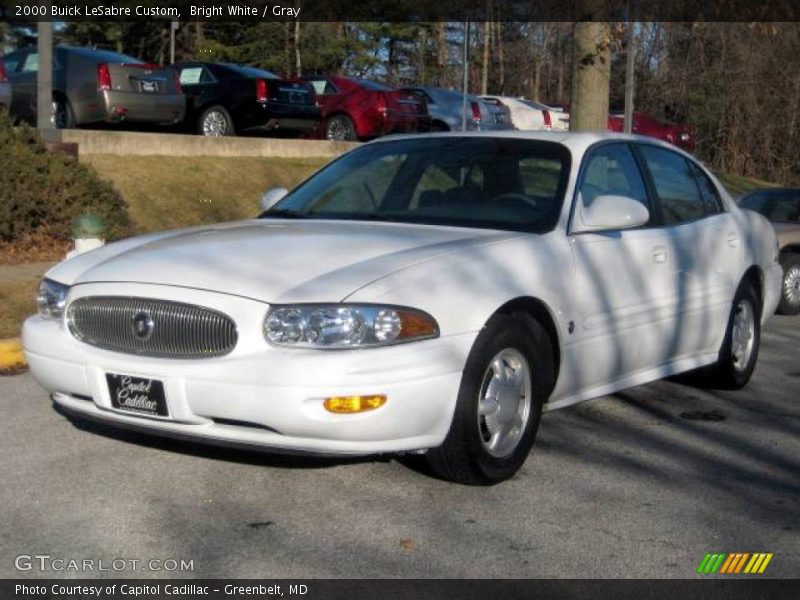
[623, 19, 635, 133]
[170, 21, 179, 64]
[37, 17, 53, 130]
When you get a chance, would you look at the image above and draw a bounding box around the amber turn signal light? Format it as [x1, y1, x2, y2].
[323, 395, 387, 414]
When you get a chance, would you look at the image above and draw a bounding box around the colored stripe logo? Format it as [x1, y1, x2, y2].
[697, 552, 773, 574]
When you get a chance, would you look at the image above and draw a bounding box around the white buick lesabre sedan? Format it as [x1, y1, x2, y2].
[24, 132, 782, 484]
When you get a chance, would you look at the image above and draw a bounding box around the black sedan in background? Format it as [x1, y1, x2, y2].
[172, 62, 319, 136]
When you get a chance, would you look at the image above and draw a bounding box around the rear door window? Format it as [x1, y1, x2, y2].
[638, 145, 708, 225]
[21, 52, 39, 73]
[307, 79, 337, 95]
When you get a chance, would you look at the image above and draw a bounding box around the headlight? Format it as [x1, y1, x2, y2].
[265, 304, 439, 348]
[37, 278, 70, 320]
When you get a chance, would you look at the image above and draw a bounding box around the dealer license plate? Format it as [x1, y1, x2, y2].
[107, 373, 168, 417]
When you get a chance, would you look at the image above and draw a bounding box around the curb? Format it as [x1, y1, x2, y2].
[0, 338, 27, 372]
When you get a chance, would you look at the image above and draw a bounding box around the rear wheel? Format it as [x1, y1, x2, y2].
[777, 254, 800, 315]
[325, 114, 356, 141]
[426, 312, 554, 485]
[51, 97, 75, 129]
[707, 280, 761, 389]
[198, 105, 234, 137]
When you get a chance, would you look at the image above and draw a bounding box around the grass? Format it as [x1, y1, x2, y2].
[81, 155, 330, 234]
[715, 172, 776, 198]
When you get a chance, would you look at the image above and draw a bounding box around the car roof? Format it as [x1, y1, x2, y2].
[363, 130, 686, 156]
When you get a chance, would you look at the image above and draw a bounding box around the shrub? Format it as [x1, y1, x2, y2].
[0, 110, 131, 242]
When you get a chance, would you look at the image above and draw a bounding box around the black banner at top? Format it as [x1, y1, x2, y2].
[1, 0, 800, 22]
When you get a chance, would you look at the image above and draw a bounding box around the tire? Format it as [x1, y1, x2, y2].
[198, 105, 234, 137]
[324, 114, 356, 141]
[426, 312, 554, 485]
[51, 97, 75, 129]
[777, 254, 800, 315]
[707, 280, 761, 389]
[431, 121, 450, 132]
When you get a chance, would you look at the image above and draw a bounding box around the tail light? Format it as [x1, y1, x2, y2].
[97, 63, 111, 91]
[256, 79, 268, 103]
[377, 93, 389, 117]
[0, 60, 7, 82]
[173, 70, 182, 94]
[543, 109, 552, 130]
[470, 101, 481, 123]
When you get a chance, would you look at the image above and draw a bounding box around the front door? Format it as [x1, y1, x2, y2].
[564, 142, 678, 398]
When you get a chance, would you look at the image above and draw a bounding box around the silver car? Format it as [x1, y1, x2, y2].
[3, 45, 184, 129]
[402, 86, 513, 132]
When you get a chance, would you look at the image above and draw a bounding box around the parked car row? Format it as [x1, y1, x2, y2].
[1, 45, 554, 142]
[1, 45, 697, 150]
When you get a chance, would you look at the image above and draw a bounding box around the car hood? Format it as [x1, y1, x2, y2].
[48, 219, 521, 303]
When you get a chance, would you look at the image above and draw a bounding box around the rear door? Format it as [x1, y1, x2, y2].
[567, 142, 679, 395]
[635, 143, 738, 356]
[303, 77, 341, 112]
[176, 64, 219, 115]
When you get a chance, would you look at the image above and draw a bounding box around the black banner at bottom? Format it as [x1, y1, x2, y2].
[3, 579, 798, 600]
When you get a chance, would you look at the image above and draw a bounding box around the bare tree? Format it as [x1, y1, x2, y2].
[570, 19, 611, 131]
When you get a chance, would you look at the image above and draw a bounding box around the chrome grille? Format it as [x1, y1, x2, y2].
[67, 297, 237, 359]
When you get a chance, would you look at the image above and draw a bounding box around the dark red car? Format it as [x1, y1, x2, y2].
[607, 112, 695, 152]
[300, 75, 429, 141]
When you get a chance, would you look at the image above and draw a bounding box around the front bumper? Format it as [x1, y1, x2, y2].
[22, 283, 474, 456]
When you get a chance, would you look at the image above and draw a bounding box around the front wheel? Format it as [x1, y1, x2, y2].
[426, 312, 554, 485]
[777, 254, 800, 315]
[707, 281, 761, 389]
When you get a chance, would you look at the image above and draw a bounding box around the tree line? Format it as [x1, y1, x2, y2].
[3, 20, 798, 185]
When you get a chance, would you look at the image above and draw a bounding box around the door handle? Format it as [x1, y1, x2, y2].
[652, 246, 667, 263]
[727, 232, 740, 247]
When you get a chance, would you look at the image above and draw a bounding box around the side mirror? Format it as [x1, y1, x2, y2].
[259, 187, 288, 212]
[572, 193, 650, 233]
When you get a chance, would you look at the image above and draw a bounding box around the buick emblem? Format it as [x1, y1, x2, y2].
[132, 311, 154, 340]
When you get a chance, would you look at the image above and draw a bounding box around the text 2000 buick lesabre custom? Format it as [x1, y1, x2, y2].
[24, 132, 782, 484]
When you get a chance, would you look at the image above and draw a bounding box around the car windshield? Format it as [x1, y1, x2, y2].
[262, 137, 570, 233]
[739, 189, 800, 222]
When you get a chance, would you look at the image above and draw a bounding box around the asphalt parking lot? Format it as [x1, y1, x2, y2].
[1, 316, 798, 579]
